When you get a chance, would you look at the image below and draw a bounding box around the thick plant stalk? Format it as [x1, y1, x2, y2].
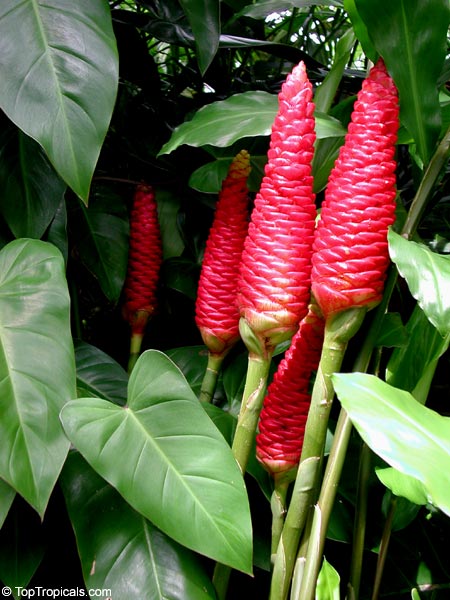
[195, 150, 251, 402]
[122, 184, 163, 373]
[271, 58, 399, 600]
[213, 61, 317, 600]
[256, 304, 325, 557]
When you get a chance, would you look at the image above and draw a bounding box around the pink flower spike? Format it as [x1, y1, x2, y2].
[238, 61, 317, 355]
[123, 184, 163, 335]
[311, 58, 399, 319]
[256, 305, 325, 477]
[195, 150, 251, 356]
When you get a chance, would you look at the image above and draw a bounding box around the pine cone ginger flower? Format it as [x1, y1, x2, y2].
[238, 61, 317, 357]
[256, 305, 325, 478]
[123, 184, 163, 336]
[311, 58, 399, 319]
[195, 150, 251, 357]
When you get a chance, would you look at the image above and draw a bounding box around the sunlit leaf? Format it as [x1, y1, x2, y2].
[60, 350, 253, 573]
[389, 229, 450, 336]
[333, 373, 450, 517]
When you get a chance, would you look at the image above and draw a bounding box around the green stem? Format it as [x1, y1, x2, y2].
[270, 307, 367, 600]
[348, 443, 371, 599]
[199, 353, 225, 403]
[128, 331, 144, 374]
[271, 478, 290, 559]
[371, 496, 397, 600]
[212, 352, 272, 599]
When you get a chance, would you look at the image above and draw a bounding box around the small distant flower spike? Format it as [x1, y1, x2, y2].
[237, 61, 317, 357]
[311, 58, 399, 319]
[195, 149, 251, 357]
[256, 304, 325, 477]
[123, 184, 163, 358]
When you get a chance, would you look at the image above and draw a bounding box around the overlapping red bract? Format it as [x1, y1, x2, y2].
[123, 184, 163, 334]
[237, 61, 317, 349]
[256, 306, 325, 474]
[311, 58, 399, 318]
[195, 150, 251, 355]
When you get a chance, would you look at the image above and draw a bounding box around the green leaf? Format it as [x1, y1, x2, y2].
[0, 122, 66, 239]
[354, 0, 449, 164]
[241, 0, 342, 19]
[333, 373, 450, 517]
[376, 468, 429, 507]
[61, 452, 217, 600]
[179, 0, 220, 74]
[376, 312, 409, 349]
[0, 239, 75, 516]
[316, 557, 341, 600]
[0, 480, 15, 529]
[158, 92, 345, 155]
[386, 304, 450, 403]
[165, 346, 209, 399]
[60, 350, 253, 573]
[0, 497, 46, 595]
[0, 0, 119, 200]
[74, 340, 128, 406]
[343, 0, 377, 62]
[68, 191, 129, 302]
[388, 229, 450, 336]
[189, 155, 266, 194]
[155, 189, 185, 260]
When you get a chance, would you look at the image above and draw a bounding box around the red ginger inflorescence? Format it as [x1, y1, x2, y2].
[237, 61, 317, 355]
[195, 150, 251, 356]
[123, 184, 163, 335]
[311, 58, 399, 319]
[256, 305, 325, 476]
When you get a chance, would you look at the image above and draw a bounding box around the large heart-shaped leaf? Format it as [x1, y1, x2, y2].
[389, 229, 450, 336]
[0, 239, 75, 516]
[158, 92, 346, 155]
[0, 0, 119, 201]
[61, 451, 216, 600]
[0, 122, 66, 239]
[355, 0, 449, 164]
[333, 373, 450, 516]
[60, 350, 252, 573]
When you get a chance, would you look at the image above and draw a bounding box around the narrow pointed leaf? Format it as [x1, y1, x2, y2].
[178, 0, 220, 74]
[333, 372, 450, 516]
[60, 350, 252, 573]
[389, 229, 450, 336]
[0, 481, 15, 529]
[158, 92, 345, 155]
[0, 0, 119, 200]
[0, 239, 75, 516]
[61, 452, 216, 600]
[316, 557, 341, 600]
[355, 0, 449, 164]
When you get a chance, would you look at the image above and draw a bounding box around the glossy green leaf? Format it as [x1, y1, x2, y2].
[376, 468, 429, 507]
[60, 350, 253, 573]
[343, 0, 376, 62]
[316, 557, 340, 600]
[74, 340, 128, 406]
[179, 0, 220, 74]
[158, 92, 345, 155]
[386, 304, 450, 403]
[0, 239, 75, 516]
[376, 312, 409, 349]
[165, 346, 209, 399]
[333, 373, 450, 517]
[389, 229, 450, 336]
[61, 452, 216, 600]
[46, 197, 69, 264]
[0, 497, 46, 595]
[0, 0, 118, 201]
[0, 480, 15, 529]
[0, 123, 66, 239]
[355, 0, 449, 164]
[189, 155, 265, 194]
[68, 192, 129, 302]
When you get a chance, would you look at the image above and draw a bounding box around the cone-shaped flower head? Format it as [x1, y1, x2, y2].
[256, 304, 325, 476]
[311, 58, 399, 319]
[238, 62, 317, 356]
[123, 184, 163, 334]
[195, 150, 251, 356]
